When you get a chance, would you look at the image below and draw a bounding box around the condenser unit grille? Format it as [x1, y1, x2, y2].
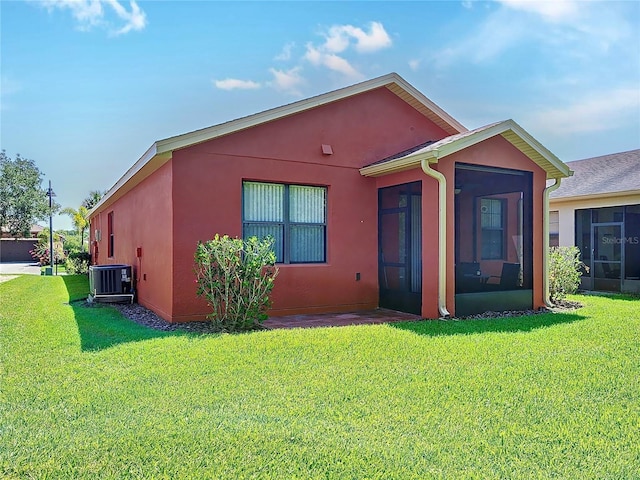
[89, 265, 132, 295]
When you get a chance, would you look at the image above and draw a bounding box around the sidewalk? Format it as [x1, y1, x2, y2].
[0, 262, 42, 275]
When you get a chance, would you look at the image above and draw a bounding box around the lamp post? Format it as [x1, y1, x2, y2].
[46, 181, 55, 275]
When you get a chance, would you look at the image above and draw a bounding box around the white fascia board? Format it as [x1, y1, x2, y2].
[360, 119, 572, 179]
[92, 72, 467, 212]
[549, 189, 640, 205]
[156, 73, 466, 155]
[156, 74, 401, 154]
[360, 150, 438, 177]
[502, 119, 572, 179]
[389, 76, 467, 134]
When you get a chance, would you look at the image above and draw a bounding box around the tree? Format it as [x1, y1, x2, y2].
[61, 205, 90, 251]
[82, 190, 105, 210]
[0, 150, 54, 238]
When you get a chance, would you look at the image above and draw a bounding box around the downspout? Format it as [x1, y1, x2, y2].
[421, 156, 451, 318]
[543, 178, 562, 307]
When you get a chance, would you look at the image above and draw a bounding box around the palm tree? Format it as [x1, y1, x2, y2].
[61, 206, 89, 251]
[81, 190, 105, 210]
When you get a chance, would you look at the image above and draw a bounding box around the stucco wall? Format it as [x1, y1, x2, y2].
[90, 161, 174, 320]
[550, 193, 640, 247]
[375, 169, 440, 319]
[170, 87, 450, 321]
[437, 135, 548, 314]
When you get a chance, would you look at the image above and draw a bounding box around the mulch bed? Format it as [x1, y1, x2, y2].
[458, 299, 583, 320]
[75, 297, 584, 334]
[78, 300, 223, 334]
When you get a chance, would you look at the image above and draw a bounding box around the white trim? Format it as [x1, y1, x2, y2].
[89, 146, 171, 215]
[421, 157, 450, 318]
[360, 119, 572, 180]
[155, 73, 465, 155]
[543, 178, 562, 307]
[89, 73, 466, 219]
[549, 189, 640, 204]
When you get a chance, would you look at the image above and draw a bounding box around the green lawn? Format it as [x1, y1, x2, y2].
[1, 275, 638, 479]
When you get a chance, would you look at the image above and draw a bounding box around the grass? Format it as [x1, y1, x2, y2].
[1, 275, 639, 479]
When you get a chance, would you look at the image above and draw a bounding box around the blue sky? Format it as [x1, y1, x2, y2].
[2, 0, 639, 231]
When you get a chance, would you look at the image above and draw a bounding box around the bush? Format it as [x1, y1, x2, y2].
[30, 240, 65, 265]
[65, 251, 91, 275]
[549, 246, 587, 302]
[194, 234, 279, 332]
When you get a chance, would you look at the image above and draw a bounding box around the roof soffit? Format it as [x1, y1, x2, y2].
[359, 119, 572, 180]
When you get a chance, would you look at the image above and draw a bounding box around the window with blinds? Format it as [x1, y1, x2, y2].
[243, 181, 327, 263]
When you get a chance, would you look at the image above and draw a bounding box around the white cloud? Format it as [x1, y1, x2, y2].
[39, 0, 146, 35]
[432, 8, 525, 67]
[301, 21, 390, 80]
[432, 0, 635, 69]
[275, 42, 295, 61]
[527, 87, 640, 134]
[104, 0, 146, 35]
[304, 44, 362, 80]
[322, 21, 392, 54]
[214, 78, 262, 91]
[268, 67, 305, 96]
[408, 59, 421, 71]
[497, 0, 580, 22]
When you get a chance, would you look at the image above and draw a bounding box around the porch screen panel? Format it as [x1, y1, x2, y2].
[411, 195, 422, 293]
[625, 204, 640, 280]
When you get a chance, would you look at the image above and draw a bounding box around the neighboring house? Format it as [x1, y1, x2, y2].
[0, 225, 44, 262]
[88, 73, 571, 322]
[549, 149, 640, 294]
[1, 224, 44, 238]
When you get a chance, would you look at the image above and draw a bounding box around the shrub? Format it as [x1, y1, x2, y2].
[65, 251, 91, 274]
[549, 246, 587, 302]
[30, 240, 65, 265]
[194, 234, 279, 332]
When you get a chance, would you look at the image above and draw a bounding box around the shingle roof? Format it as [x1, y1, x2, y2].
[360, 119, 571, 180]
[367, 140, 437, 166]
[550, 149, 640, 198]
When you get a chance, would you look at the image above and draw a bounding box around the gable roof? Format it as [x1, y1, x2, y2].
[359, 119, 572, 180]
[549, 149, 640, 200]
[90, 73, 466, 215]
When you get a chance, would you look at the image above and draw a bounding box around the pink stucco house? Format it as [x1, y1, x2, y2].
[88, 73, 571, 322]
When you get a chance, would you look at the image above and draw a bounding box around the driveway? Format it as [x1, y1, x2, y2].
[0, 262, 42, 275]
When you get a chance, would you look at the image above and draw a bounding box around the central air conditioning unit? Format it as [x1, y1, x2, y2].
[88, 264, 134, 303]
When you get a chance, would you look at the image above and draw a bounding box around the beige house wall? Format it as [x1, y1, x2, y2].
[549, 191, 640, 247]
